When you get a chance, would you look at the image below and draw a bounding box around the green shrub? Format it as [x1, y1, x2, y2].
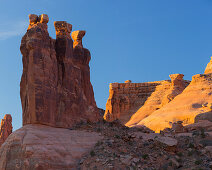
[90, 150, 95, 157]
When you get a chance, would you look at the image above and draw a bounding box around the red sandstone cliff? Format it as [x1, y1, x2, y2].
[103, 80, 165, 123]
[0, 114, 12, 147]
[20, 14, 99, 128]
[104, 74, 189, 125]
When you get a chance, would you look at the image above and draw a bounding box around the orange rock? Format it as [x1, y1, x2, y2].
[0, 114, 12, 147]
[20, 14, 99, 128]
[124, 80, 132, 83]
[136, 73, 212, 132]
[205, 56, 212, 74]
[126, 74, 189, 127]
[54, 21, 72, 37]
[104, 81, 168, 124]
[71, 30, 86, 48]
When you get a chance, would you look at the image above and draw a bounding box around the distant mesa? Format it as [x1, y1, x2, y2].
[125, 80, 132, 83]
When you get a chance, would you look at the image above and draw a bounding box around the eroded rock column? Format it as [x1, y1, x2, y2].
[0, 114, 12, 147]
[20, 14, 99, 128]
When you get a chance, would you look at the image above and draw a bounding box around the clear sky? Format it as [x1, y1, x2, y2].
[0, 0, 212, 130]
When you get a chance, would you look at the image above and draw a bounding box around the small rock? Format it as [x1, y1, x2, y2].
[170, 158, 180, 168]
[132, 158, 139, 163]
[156, 136, 178, 147]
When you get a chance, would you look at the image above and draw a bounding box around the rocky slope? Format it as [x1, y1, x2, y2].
[136, 73, 212, 132]
[76, 120, 212, 170]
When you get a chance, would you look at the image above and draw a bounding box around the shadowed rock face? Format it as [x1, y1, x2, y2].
[20, 14, 99, 128]
[0, 114, 12, 147]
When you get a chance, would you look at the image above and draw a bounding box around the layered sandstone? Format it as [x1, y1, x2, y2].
[20, 14, 99, 128]
[104, 81, 168, 124]
[126, 74, 189, 127]
[104, 74, 189, 125]
[0, 124, 102, 169]
[205, 56, 212, 74]
[136, 73, 212, 132]
[0, 114, 12, 147]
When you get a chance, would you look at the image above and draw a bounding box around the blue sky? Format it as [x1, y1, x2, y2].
[0, 0, 212, 130]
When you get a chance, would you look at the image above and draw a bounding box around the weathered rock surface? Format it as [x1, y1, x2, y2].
[195, 111, 212, 123]
[0, 124, 102, 169]
[0, 114, 12, 147]
[205, 56, 212, 74]
[136, 73, 212, 132]
[20, 14, 99, 128]
[126, 74, 189, 127]
[104, 81, 168, 124]
[185, 120, 212, 131]
[73, 120, 212, 170]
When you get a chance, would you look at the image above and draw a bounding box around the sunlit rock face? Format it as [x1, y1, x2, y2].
[205, 56, 212, 74]
[103, 81, 165, 124]
[0, 114, 12, 147]
[20, 14, 99, 128]
[126, 74, 189, 127]
[137, 73, 212, 133]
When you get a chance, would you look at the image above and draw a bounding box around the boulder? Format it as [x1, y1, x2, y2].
[0, 124, 102, 169]
[195, 111, 212, 123]
[171, 121, 184, 133]
[184, 120, 212, 131]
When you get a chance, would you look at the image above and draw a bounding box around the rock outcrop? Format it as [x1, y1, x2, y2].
[136, 72, 212, 132]
[20, 14, 99, 128]
[126, 74, 189, 127]
[205, 56, 212, 74]
[0, 114, 12, 147]
[104, 81, 166, 124]
[0, 124, 102, 169]
[104, 74, 189, 125]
